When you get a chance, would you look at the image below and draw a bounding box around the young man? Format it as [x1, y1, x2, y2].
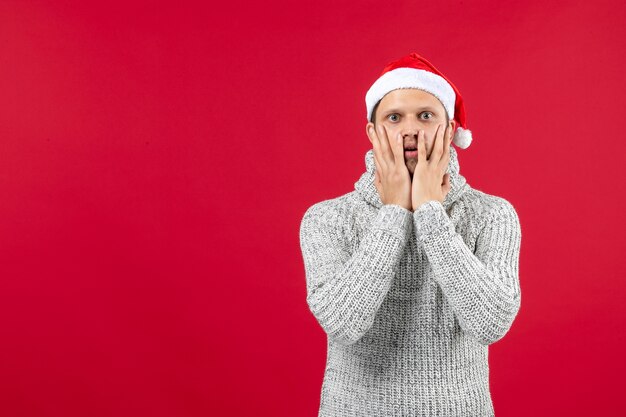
[299, 52, 522, 416]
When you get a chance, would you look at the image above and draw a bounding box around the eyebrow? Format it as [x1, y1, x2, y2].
[384, 106, 439, 114]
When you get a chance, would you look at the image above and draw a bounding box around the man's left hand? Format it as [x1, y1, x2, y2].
[411, 123, 452, 211]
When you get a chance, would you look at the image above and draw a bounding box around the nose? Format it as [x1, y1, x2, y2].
[402, 129, 419, 141]
[400, 117, 422, 139]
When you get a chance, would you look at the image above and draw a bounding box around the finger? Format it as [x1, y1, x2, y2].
[369, 125, 388, 172]
[438, 124, 451, 172]
[431, 123, 445, 164]
[377, 124, 394, 167]
[389, 132, 405, 167]
[417, 129, 426, 163]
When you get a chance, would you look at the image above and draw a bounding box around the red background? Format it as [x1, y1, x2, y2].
[1, 1, 625, 416]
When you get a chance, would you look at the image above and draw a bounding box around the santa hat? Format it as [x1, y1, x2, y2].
[365, 52, 473, 149]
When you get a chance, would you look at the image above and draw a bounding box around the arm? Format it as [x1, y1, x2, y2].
[413, 199, 522, 345]
[299, 203, 412, 346]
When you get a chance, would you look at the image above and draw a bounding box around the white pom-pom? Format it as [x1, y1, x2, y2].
[453, 127, 472, 149]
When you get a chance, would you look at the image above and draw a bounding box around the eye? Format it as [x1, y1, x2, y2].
[420, 112, 433, 120]
[387, 113, 400, 122]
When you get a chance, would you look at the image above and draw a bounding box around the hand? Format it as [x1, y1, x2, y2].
[368, 124, 412, 211]
[411, 123, 452, 211]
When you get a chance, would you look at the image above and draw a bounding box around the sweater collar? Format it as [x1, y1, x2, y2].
[354, 145, 468, 210]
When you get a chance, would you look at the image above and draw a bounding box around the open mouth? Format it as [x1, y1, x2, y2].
[404, 147, 418, 158]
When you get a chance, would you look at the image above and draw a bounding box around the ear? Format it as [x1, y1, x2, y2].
[365, 122, 376, 144]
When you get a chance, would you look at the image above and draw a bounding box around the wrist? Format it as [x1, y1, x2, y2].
[413, 197, 441, 211]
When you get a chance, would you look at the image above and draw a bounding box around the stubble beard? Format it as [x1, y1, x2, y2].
[406, 158, 417, 175]
[405, 146, 433, 174]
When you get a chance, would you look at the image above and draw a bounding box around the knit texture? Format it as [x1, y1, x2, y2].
[299, 146, 522, 416]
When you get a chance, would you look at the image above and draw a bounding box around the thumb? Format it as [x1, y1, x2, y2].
[442, 173, 451, 194]
[374, 168, 384, 197]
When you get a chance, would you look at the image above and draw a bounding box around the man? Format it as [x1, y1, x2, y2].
[298, 52, 522, 416]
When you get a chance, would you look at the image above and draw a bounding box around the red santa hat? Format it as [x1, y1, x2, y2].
[365, 52, 473, 149]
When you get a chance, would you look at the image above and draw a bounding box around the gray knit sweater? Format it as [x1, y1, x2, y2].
[299, 145, 522, 416]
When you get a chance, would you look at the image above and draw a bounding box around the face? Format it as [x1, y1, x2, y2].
[366, 88, 456, 176]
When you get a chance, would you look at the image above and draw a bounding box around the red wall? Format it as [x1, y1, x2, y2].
[1, 1, 625, 416]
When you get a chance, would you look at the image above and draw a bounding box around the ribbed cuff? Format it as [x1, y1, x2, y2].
[372, 204, 413, 239]
[413, 200, 453, 241]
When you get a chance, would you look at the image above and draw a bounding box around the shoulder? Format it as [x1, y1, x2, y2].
[457, 187, 520, 227]
[300, 192, 357, 231]
[299, 192, 364, 252]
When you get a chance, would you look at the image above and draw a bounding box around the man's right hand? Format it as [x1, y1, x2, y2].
[368, 124, 412, 212]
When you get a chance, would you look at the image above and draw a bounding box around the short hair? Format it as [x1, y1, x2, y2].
[370, 97, 450, 126]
